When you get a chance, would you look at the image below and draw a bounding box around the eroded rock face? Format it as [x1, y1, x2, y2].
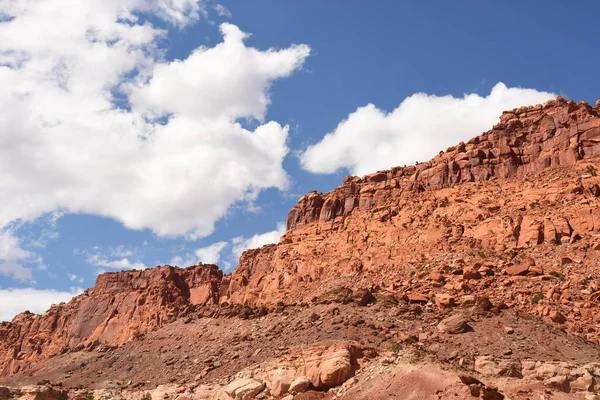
[3, 97, 600, 382]
[224, 98, 600, 307]
[233, 342, 365, 396]
[0, 265, 223, 377]
[221, 378, 264, 400]
[286, 98, 600, 232]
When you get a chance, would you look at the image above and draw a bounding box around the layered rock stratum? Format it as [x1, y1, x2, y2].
[2, 97, 600, 399]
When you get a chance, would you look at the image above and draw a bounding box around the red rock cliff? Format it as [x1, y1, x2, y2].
[3, 97, 600, 379]
[0, 264, 222, 376]
[286, 97, 600, 231]
[224, 97, 600, 306]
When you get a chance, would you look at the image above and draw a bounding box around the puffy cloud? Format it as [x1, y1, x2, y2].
[0, 1, 310, 241]
[0, 287, 82, 322]
[300, 83, 556, 176]
[170, 254, 197, 267]
[86, 254, 147, 271]
[146, 0, 207, 26]
[169, 224, 286, 271]
[0, 228, 40, 282]
[213, 4, 232, 18]
[232, 222, 285, 259]
[0, 229, 31, 261]
[194, 241, 228, 264]
[0, 261, 33, 282]
[77, 244, 145, 273]
[111, 245, 134, 258]
[130, 23, 311, 122]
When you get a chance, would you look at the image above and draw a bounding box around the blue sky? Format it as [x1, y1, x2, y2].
[0, 1, 599, 320]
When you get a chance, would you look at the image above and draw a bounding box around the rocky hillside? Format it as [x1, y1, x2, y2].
[3, 97, 600, 400]
[0, 265, 224, 377]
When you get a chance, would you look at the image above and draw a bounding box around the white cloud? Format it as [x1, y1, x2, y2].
[0, 261, 33, 282]
[194, 241, 227, 264]
[300, 83, 556, 176]
[0, 287, 81, 322]
[147, 0, 207, 26]
[170, 254, 197, 267]
[0, 2, 310, 240]
[130, 23, 310, 122]
[31, 229, 60, 249]
[68, 273, 84, 283]
[0, 228, 40, 282]
[213, 4, 232, 18]
[111, 245, 134, 258]
[231, 222, 285, 259]
[0, 229, 31, 261]
[169, 224, 285, 270]
[86, 254, 147, 271]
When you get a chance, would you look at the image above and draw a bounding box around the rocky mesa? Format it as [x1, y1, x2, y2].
[2, 97, 600, 400]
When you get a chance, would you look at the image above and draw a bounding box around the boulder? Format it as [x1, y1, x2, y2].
[317, 348, 352, 388]
[505, 264, 530, 276]
[474, 297, 493, 313]
[437, 314, 469, 334]
[571, 372, 594, 392]
[435, 293, 455, 308]
[458, 375, 483, 386]
[352, 288, 374, 306]
[33, 388, 68, 400]
[222, 378, 265, 400]
[544, 375, 570, 392]
[549, 310, 567, 324]
[0, 387, 10, 400]
[474, 357, 521, 378]
[266, 367, 296, 397]
[481, 386, 504, 400]
[288, 376, 311, 395]
[408, 293, 428, 303]
[462, 268, 481, 280]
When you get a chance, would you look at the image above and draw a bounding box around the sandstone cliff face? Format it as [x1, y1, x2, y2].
[0, 265, 222, 377]
[287, 97, 600, 232]
[3, 97, 600, 380]
[226, 97, 600, 305]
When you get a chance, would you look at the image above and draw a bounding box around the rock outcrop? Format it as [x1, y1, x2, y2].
[286, 97, 600, 232]
[0, 265, 222, 377]
[3, 97, 600, 384]
[223, 98, 600, 310]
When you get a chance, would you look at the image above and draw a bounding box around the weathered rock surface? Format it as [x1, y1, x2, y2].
[3, 97, 600, 400]
[437, 314, 469, 334]
[237, 342, 364, 396]
[224, 97, 600, 312]
[221, 378, 264, 400]
[0, 265, 223, 377]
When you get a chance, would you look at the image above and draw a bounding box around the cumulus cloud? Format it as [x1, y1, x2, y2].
[130, 23, 310, 122]
[168, 224, 286, 271]
[195, 241, 228, 264]
[170, 240, 228, 268]
[0, 229, 31, 261]
[0, 229, 41, 282]
[87, 254, 147, 271]
[111, 245, 134, 258]
[300, 83, 556, 176]
[0, 261, 33, 282]
[0, 287, 82, 322]
[170, 254, 197, 267]
[0, 1, 310, 241]
[232, 222, 285, 259]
